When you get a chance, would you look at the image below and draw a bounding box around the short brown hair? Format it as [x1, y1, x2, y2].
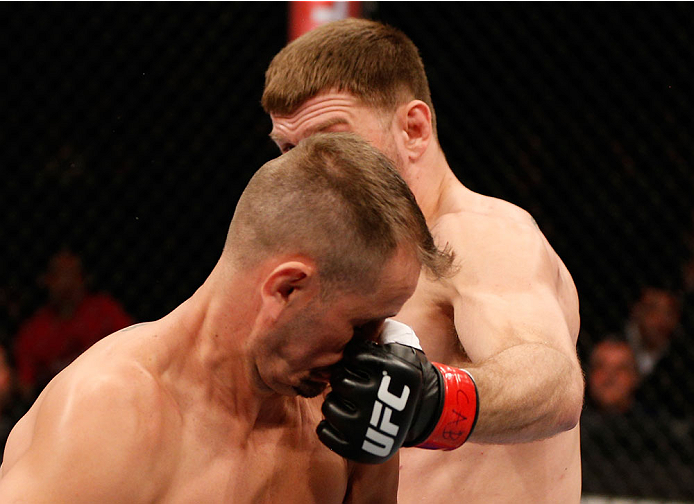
[262, 18, 437, 135]
[226, 133, 453, 292]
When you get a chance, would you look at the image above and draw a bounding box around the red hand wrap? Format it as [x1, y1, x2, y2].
[417, 363, 479, 450]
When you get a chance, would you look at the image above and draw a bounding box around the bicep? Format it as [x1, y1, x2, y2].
[454, 284, 577, 362]
[0, 451, 88, 503]
[0, 444, 151, 504]
[446, 221, 579, 362]
[0, 457, 44, 503]
[0, 443, 117, 503]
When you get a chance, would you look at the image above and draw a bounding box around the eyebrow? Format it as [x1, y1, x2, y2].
[269, 117, 350, 144]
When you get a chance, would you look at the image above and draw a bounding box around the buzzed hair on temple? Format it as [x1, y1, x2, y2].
[262, 18, 438, 137]
[225, 133, 453, 293]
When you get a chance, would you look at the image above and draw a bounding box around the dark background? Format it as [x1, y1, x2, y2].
[3, 2, 692, 339]
[1, 2, 693, 498]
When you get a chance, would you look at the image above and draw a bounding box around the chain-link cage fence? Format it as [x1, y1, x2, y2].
[1, 2, 692, 501]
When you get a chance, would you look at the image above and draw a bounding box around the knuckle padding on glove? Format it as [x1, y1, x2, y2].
[317, 420, 351, 452]
[317, 340, 424, 463]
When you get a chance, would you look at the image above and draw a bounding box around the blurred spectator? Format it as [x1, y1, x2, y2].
[623, 286, 694, 422]
[12, 250, 134, 400]
[0, 344, 29, 461]
[585, 338, 639, 414]
[581, 338, 694, 500]
[625, 286, 681, 378]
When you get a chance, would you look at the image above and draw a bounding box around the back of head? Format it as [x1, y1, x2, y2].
[226, 133, 452, 293]
[262, 18, 436, 135]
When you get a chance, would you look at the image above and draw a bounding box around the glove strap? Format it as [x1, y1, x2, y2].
[416, 363, 479, 450]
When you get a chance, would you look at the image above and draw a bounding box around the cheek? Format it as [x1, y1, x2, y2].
[352, 123, 399, 160]
[306, 331, 353, 367]
[378, 135, 404, 167]
[283, 332, 338, 369]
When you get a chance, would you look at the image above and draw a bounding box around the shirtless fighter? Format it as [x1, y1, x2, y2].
[0, 133, 454, 503]
[263, 18, 584, 503]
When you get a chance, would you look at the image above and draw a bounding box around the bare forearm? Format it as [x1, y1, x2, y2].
[465, 342, 584, 444]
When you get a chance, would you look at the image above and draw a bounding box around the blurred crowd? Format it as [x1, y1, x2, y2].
[580, 234, 694, 499]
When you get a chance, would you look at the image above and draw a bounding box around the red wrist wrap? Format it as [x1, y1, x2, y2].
[417, 363, 479, 450]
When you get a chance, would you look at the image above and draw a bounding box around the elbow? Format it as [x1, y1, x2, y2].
[557, 398, 582, 433]
[556, 370, 585, 432]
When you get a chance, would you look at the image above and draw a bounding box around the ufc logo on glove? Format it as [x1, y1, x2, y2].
[316, 320, 478, 464]
[362, 371, 411, 457]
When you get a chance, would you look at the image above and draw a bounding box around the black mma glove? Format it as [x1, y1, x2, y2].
[317, 333, 478, 464]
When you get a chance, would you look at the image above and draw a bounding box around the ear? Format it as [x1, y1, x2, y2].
[398, 100, 433, 161]
[260, 261, 317, 320]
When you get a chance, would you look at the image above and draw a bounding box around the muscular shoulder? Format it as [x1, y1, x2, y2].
[435, 193, 556, 284]
[1, 358, 175, 501]
[433, 190, 580, 343]
[58, 357, 173, 455]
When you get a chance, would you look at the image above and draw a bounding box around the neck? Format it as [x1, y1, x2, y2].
[174, 262, 291, 427]
[406, 145, 460, 222]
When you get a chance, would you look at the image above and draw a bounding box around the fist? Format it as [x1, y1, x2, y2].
[317, 322, 479, 462]
[316, 340, 424, 464]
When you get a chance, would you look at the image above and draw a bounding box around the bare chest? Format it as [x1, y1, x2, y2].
[398, 430, 582, 504]
[159, 421, 348, 504]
